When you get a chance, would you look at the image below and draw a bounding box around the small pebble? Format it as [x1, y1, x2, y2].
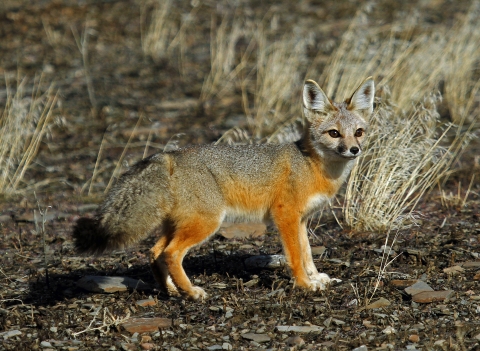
[141, 336, 152, 343]
[286, 335, 305, 346]
[41, 341, 53, 348]
[409, 334, 420, 343]
[382, 326, 396, 334]
[121, 343, 136, 351]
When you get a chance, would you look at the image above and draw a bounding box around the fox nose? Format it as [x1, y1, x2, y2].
[350, 146, 360, 155]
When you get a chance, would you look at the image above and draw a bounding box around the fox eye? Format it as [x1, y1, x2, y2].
[328, 130, 340, 138]
[355, 129, 364, 137]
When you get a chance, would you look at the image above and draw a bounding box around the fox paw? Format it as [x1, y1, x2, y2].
[311, 273, 331, 285]
[309, 273, 341, 291]
[165, 275, 181, 297]
[186, 286, 207, 301]
[310, 273, 341, 291]
[310, 279, 328, 291]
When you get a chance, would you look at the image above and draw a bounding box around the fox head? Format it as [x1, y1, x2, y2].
[302, 77, 375, 161]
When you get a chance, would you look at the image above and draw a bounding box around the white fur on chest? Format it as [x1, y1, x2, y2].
[305, 194, 329, 214]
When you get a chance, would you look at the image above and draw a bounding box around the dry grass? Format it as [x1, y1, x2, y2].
[200, 12, 307, 142]
[438, 174, 476, 209]
[443, 2, 480, 125]
[200, 15, 249, 104]
[244, 30, 306, 140]
[104, 114, 144, 194]
[334, 3, 480, 231]
[71, 21, 97, 115]
[140, 0, 176, 62]
[213, 23, 307, 144]
[141, 0, 199, 72]
[0, 76, 58, 195]
[71, 307, 130, 337]
[317, 7, 444, 106]
[343, 93, 454, 231]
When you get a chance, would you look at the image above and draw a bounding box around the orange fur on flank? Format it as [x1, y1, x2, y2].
[73, 77, 375, 300]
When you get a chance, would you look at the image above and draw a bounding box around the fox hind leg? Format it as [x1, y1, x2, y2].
[162, 214, 222, 300]
[150, 230, 179, 297]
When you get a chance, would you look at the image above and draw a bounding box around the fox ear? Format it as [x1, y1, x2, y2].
[303, 80, 334, 119]
[347, 77, 375, 118]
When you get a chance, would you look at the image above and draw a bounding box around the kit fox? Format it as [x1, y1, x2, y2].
[73, 77, 375, 300]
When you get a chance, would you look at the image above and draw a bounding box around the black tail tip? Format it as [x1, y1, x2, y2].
[72, 217, 108, 255]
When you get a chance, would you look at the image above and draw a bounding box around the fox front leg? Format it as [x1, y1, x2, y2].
[299, 221, 333, 290]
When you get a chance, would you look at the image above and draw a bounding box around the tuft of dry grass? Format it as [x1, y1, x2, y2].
[342, 93, 455, 231]
[244, 30, 306, 140]
[141, 0, 176, 62]
[317, 5, 443, 108]
[214, 24, 307, 144]
[141, 0, 199, 72]
[0, 76, 58, 195]
[443, 2, 480, 126]
[71, 307, 130, 336]
[71, 20, 98, 115]
[438, 174, 476, 209]
[200, 15, 249, 104]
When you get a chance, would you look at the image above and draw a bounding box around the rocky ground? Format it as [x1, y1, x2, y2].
[1, 191, 479, 350]
[0, 0, 479, 350]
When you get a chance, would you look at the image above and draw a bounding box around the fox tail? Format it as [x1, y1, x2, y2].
[73, 157, 172, 254]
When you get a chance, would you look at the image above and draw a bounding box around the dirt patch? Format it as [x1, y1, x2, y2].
[1, 188, 479, 350]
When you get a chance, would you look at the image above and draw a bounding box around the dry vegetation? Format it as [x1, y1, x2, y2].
[0, 0, 479, 350]
[0, 76, 58, 195]
[335, 3, 480, 231]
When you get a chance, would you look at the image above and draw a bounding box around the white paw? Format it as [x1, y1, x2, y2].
[187, 286, 208, 301]
[309, 273, 341, 291]
[309, 279, 327, 291]
[165, 275, 180, 297]
[311, 272, 330, 284]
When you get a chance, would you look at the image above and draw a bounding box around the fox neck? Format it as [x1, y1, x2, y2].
[320, 157, 355, 182]
[297, 129, 355, 182]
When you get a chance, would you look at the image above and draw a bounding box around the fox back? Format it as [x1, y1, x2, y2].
[73, 77, 375, 300]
